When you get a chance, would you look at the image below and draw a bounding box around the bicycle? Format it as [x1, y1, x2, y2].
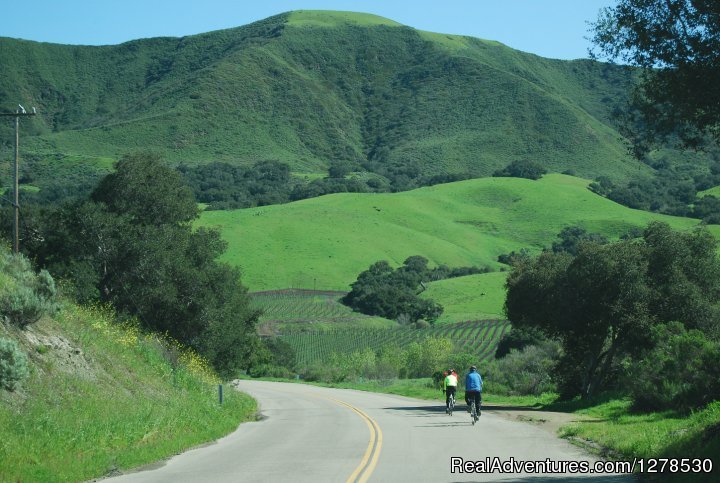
[470, 400, 479, 425]
[447, 392, 455, 416]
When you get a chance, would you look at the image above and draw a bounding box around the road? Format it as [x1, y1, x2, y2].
[107, 380, 634, 482]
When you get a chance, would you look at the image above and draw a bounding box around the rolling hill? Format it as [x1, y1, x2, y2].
[1, 10, 656, 190]
[198, 173, 717, 292]
[421, 272, 508, 322]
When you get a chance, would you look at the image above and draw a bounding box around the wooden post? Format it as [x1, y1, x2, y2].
[1, 107, 36, 254]
[14, 115, 19, 254]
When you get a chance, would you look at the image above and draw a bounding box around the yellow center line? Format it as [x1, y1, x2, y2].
[306, 393, 383, 482]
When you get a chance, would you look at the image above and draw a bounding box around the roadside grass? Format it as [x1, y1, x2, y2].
[199, 174, 709, 291]
[0, 303, 256, 482]
[558, 400, 719, 482]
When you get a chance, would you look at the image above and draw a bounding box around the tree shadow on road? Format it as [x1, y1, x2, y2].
[381, 404, 448, 416]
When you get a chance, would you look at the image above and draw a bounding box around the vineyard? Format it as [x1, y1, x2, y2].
[250, 289, 394, 332]
[251, 289, 354, 320]
[278, 319, 511, 367]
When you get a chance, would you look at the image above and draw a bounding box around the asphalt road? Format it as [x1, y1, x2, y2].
[107, 380, 634, 483]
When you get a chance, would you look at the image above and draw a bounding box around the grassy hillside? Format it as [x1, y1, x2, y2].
[422, 272, 508, 322]
[699, 185, 720, 198]
[1, 10, 663, 192]
[198, 174, 715, 291]
[1, 297, 255, 480]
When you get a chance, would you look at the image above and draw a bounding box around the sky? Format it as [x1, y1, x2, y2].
[2, 0, 616, 60]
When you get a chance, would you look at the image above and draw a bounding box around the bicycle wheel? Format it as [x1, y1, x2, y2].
[448, 394, 454, 416]
[470, 401, 476, 425]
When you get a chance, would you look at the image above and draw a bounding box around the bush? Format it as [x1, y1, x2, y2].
[497, 249, 530, 266]
[495, 327, 546, 359]
[0, 252, 59, 327]
[484, 340, 561, 396]
[403, 337, 454, 378]
[629, 322, 720, 412]
[0, 337, 29, 391]
[248, 364, 294, 379]
[262, 337, 297, 370]
[302, 363, 349, 383]
[551, 226, 608, 255]
[493, 160, 547, 180]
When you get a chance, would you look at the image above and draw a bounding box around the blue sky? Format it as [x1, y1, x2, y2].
[3, 1, 615, 60]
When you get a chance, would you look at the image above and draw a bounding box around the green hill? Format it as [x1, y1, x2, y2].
[422, 272, 508, 322]
[198, 173, 717, 291]
[1, 10, 657, 191]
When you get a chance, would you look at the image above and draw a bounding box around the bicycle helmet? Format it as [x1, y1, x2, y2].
[470, 365, 477, 371]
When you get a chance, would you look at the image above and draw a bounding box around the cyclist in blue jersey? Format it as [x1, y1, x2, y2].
[464, 365, 483, 415]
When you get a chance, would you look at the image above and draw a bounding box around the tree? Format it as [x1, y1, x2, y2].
[494, 326, 546, 359]
[342, 257, 444, 323]
[328, 160, 353, 178]
[551, 226, 608, 255]
[493, 160, 547, 180]
[590, 0, 720, 152]
[507, 241, 652, 398]
[629, 322, 720, 412]
[92, 152, 198, 226]
[24, 153, 261, 376]
[505, 222, 720, 398]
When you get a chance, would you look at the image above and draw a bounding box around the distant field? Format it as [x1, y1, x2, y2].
[250, 280, 508, 336]
[699, 186, 720, 198]
[422, 272, 508, 322]
[280, 319, 511, 367]
[250, 289, 394, 333]
[199, 174, 708, 291]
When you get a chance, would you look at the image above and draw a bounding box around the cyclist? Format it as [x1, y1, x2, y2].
[464, 365, 483, 416]
[442, 368, 458, 413]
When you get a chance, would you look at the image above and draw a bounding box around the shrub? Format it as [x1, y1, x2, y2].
[262, 337, 297, 370]
[497, 249, 530, 266]
[0, 337, 29, 391]
[248, 364, 294, 379]
[403, 337, 453, 378]
[495, 327, 546, 358]
[0, 252, 59, 327]
[484, 340, 561, 396]
[493, 160, 547, 180]
[551, 226, 608, 255]
[629, 322, 720, 412]
[302, 363, 349, 383]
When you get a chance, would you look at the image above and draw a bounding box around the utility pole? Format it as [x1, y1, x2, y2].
[1, 105, 36, 254]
